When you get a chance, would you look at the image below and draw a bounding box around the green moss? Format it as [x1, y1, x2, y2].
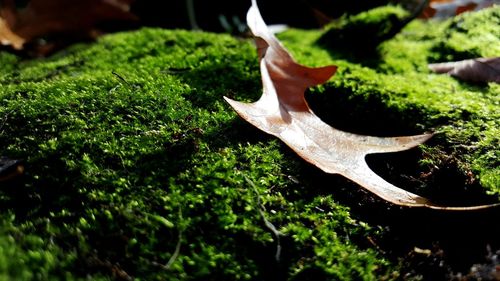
[0, 53, 19, 73]
[283, 196, 391, 280]
[380, 6, 500, 67]
[432, 7, 500, 61]
[377, 19, 449, 73]
[319, 5, 410, 50]
[0, 214, 90, 281]
[0, 28, 391, 280]
[0, 6, 498, 279]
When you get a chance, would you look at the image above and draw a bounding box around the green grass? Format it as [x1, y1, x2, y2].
[0, 6, 499, 280]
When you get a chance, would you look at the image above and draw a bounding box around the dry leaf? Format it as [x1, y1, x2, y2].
[421, 0, 497, 18]
[0, 156, 24, 182]
[0, 16, 24, 49]
[0, 0, 136, 51]
[429, 57, 500, 83]
[225, 0, 498, 210]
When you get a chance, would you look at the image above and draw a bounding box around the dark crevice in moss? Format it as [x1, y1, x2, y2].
[366, 148, 498, 207]
[306, 88, 426, 137]
[290, 156, 500, 279]
[316, 5, 415, 67]
[175, 63, 260, 110]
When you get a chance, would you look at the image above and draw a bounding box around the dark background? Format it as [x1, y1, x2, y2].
[130, 0, 390, 31]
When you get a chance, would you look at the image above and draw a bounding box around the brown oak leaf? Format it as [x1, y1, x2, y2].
[225, 0, 498, 210]
[421, 0, 497, 19]
[0, 0, 136, 51]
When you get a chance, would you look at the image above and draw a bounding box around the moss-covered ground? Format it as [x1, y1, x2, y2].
[0, 6, 499, 281]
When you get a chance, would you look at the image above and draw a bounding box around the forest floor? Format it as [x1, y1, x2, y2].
[0, 5, 499, 281]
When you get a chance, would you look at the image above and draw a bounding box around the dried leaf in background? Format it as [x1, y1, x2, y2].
[0, 156, 24, 183]
[0, 0, 136, 52]
[225, 0, 498, 210]
[421, 0, 498, 18]
[429, 57, 500, 83]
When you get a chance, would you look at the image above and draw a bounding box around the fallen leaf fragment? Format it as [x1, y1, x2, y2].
[0, 156, 24, 183]
[225, 0, 499, 210]
[421, 0, 497, 19]
[0, 0, 136, 51]
[429, 57, 500, 83]
[0, 17, 24, 49]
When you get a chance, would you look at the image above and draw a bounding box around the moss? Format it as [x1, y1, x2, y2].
[0, 6, 498, 280]
[0, 53, 19, 73]
[0, 28, 391, 280]
[379, 7, 500, 67]
[431, 7, 500, 61]
[283, 196, 392, 280]
[319, 5, 410, 51]
[377, 19, 449, 73]
[0, 214, 89, 281]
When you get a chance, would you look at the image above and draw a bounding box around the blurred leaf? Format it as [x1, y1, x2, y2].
[0, 0, 136, 54]
[429, 57, 500, 83]
[421, 0, 497, 18]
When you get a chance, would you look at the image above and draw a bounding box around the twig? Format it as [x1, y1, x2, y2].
[152, 209, 183, 270]
[111, 70, 133, 88]
[0, 110, 13, 136]
[164, 229, 182, 270]
[186, 0, 200, 30]
[244, 176, 283, 262]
